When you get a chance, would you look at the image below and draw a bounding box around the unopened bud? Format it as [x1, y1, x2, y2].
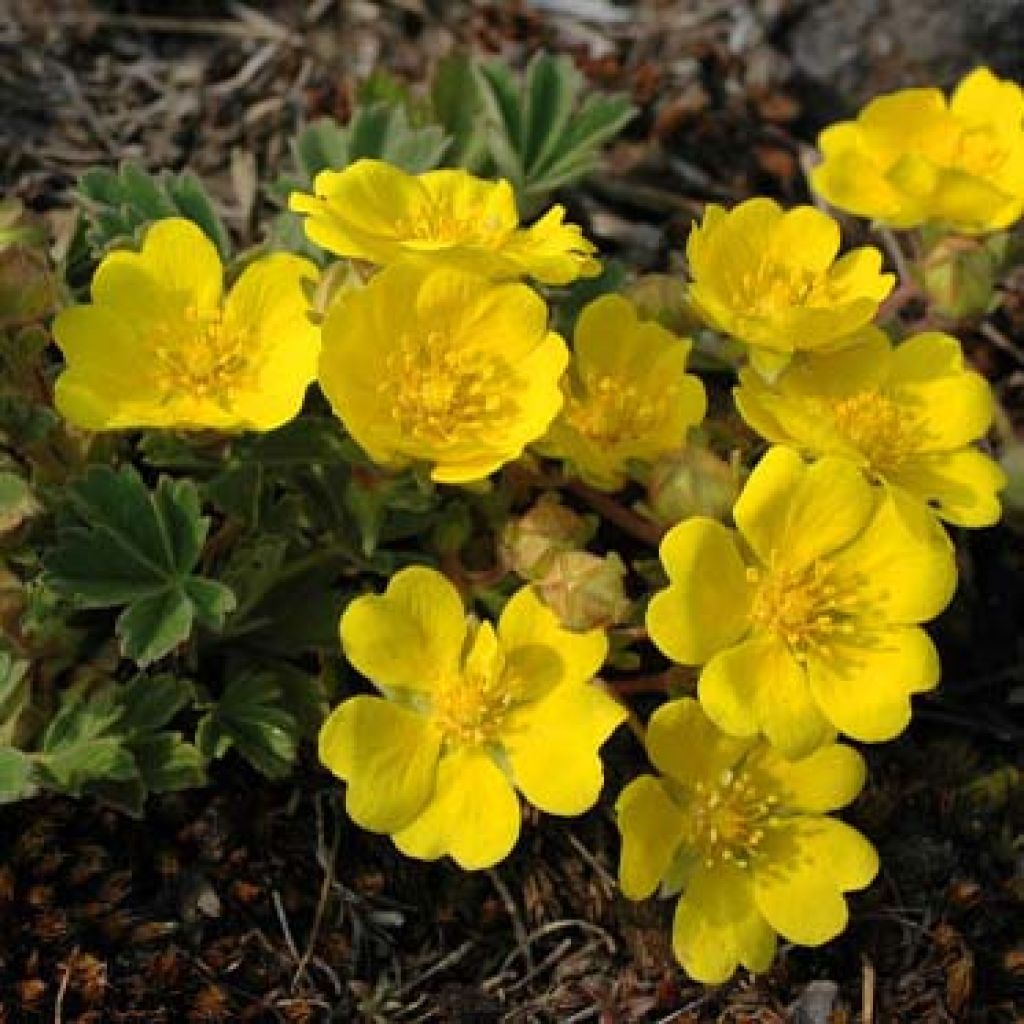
[626, 274, 703, 336]
[534, 550, 630, 632]
[646, 445, 740, 525]
[0, 200, 54, 329]
[917, 232, 1007, 322]
[499, 493, 594, 580]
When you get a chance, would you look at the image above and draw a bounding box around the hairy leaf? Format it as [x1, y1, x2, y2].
[44, 466, 235, 666]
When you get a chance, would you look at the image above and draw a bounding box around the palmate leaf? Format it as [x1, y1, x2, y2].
[44, 466, 236, 667]
[474, 53, 635, 214]
[197, 666, 302, 779]
[77, 162, 231, 260]
[35, 675, 205, 814]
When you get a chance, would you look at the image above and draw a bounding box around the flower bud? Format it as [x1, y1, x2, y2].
[917, 232, 1007, 322]
[625, 274, 703, 336]
[534, 550, 630, 632]
[499, 493, 593, 580]
[0, 200, 54, 330]
[646, 445, 740, 525]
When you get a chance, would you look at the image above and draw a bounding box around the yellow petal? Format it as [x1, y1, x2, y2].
[92, 218, 222, 323]
[828, 485, 957, 622]
[753, 819, 878, 945]
[340, 567, 467, 692]
[498, 585, 607, 696]
[827, 247, 894, 303]
[615, 775, 687, 899]
[319, 695, 441, 833]
[771, 205, 841, 270]
[672, 863, 777, 983]
[807, 626, 940, 742]
[393, 747, 520, 870]
[886, 450, 1006, 527]
[746, 743, 866, 813]
[811, 145, 905, 222]
[52, 306, 156, 429]
[502, 680, 625, 815]
[931, 167, 1016, 233]
[502, 205, 601, 284]
[734, 447, 875, 570]
[699, 633, 834, 758]
[888, 333, 995, 451]
[223, 253, 321, 430]
[951, 67, 1024, 128]
[647, 519, 752, 665]
[290, 159, 422, 261]
[645, 697, 752, 788]
[418, 170, 517, 237]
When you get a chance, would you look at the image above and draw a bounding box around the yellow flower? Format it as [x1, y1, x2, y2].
[812, 67, 1024, 234]
[616, 698, 877, 984]
[735, 328, 1006, 527]
[686, 199, 894, 373]
[647, 446, 957, 759]
[536, 295, 707, 490]
[53, 218, 320, 431]
[318, 263, 568, 484]
[319, 566, 625, 870]
[289, 159, 600, 284]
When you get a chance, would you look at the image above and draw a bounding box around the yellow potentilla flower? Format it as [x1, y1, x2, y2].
[812, 68, 1024, 234]
[289, 159, 600, 284]
[318, 263, 568, 484]
[686, 199, 894, 374]
[735, 327, 1006, 527]
[536, 294, 707, 491]
[319, 566, 625, 870]
[617, 698, 877, 984]
[647, 446, 957, 759]
[53, 218, 320, 431]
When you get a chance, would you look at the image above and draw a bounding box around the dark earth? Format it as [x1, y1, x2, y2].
[1, 1, 1023, 1021]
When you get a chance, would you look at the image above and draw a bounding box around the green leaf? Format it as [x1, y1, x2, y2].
[116, 674, 194, 735]
[472, 54, 634, 213]
[77, 162, 231, 260]
[132, 733, 206, 793]
[116, 589, 194, 666]
[0, 747, 36, 803]
[40, 738, 138, 797]
[197, 668, 300, 779]
[0, 392, 58, 446]
[524, 53, 579, 171]
[430, 55, 488, 170]
[44, 466, 236, 667]
[0, 652, 32, 747]
[0, 470, 40, 533]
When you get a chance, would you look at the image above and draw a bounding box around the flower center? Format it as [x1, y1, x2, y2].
[686, 767, 779, 869]
[748, 558, 857, 661]
[565, 375, 672, 446]
[398, 204, 505, 247]
[738, 261, 831, 314]
[384, 333, 511, 447]
[430, 625, 512, 746]
[830, 391, 910, 470]
[952, 127, 1007, 178]
[151, 306, 255, 407]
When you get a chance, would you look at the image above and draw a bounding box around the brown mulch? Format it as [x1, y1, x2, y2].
[1, 2, 1023, 1021]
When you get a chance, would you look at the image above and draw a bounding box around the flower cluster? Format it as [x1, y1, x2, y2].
[812, 68, 1024, 234]
[46, 64, 1012, 990]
